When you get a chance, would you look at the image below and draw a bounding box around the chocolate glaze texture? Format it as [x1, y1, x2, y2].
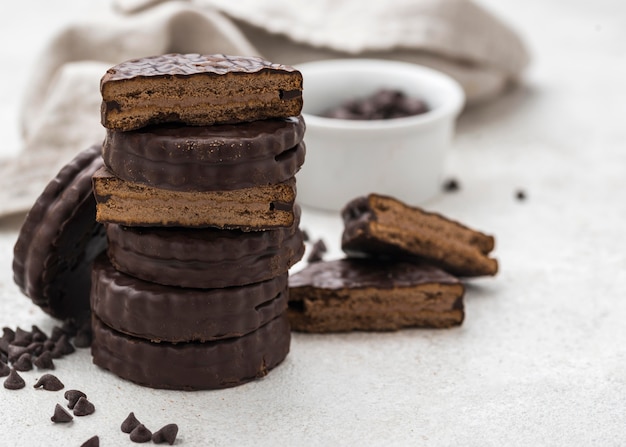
[91, 314, 291, 390]
[102, 116, 306, 191]
[106, 207, 304, 288]
[289, 258, 460, 291]
[91, 255, 288, 343]
[13, 145, 106, 320]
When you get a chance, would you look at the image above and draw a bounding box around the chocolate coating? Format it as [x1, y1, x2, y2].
[91, 314, 290, 390]
[106, 208, 304, 288]
[91, 255, 289, 343]
[13, 146, 106, 320]
[102, 116, 306, 191]
[289, 258, 461, 290]
[101, 53, 300, 82]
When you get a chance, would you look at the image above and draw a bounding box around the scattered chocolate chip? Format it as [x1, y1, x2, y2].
[13, 353, 33, 372]
[130, 424, 152, 443]
[443, 178, 460, 192]
[11, 327, 33, 347]
[515, 189, 527, 201]
[50, 326, 64, 342]
[121, 412, 142, 433]
[51, 403, 73, 423]
[80, 436, 99, 447]
[51, 334, 74, 359]
[26, 341, 44, 357]
[34, 373, 64, 391]
[0, 352, 6, 364]
[2, 327, 15, 342]
[3, 368, 25, 390]
[33, 351, 55, 370]
[307, 239, 328, 263]
[0, 360, 10, 377]
[73, 396, 95, 416]
[152, 423, 179, 445]
[61, 318, 79, 337]
[301, 229, 310, 242]
[8, 344, 29, 363]
[65, 389, 87, 409]
[0, 338, 9, 356]
[30, 325, 48, 342]
[73, 329, 92, 348]
[43, 339, 55, 352]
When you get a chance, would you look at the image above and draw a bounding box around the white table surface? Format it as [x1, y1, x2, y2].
[2, 1, 626, 446]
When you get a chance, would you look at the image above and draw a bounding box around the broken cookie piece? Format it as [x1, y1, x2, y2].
[341, 194, 498, 277]
[288, 258, 464, 332]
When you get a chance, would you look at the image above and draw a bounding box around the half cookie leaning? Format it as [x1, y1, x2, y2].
[288, 258, 465, 332]
[92, 167, 297, 229]
[13, 145, 106, 320]
[91, 255, 288, 343]
[106, 208, 304, 288]
[102, 116, 306, 191]
[91, 313, 291, 390]
[100, 53, 303, 131]
[342, 194, 498, 277]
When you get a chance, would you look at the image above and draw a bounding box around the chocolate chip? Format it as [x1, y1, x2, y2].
[30, 325, 48, 342]
[0, 360, 10, 377]
[515, 189, 527, 201]
[11, 327, 33, 347]
[73, 329, 92, 348]
[321, 89, 429, 120]
[73, 396, 95, 416]
[0, 338, 9, 356]
[61, 318, 79, 337]
[43, 339, 55, 352]
[64, 389, 87, 409]
[0, 352, 6, 364]
[130, 424, 152, 443]
[2, 327, 15, 342]
[3, 368, 25, 390]
[301, 229, 310, 242]
[7, 344, 29, 363]
[50, 326, 64, 342]
[307, 239, 328, 263]
[51, 403, 73, 423]
[13, 353, 33, 372]
[51, 334, 74, 358]
[33, 351, 55, 370]
[80, 436, 99, 447]
[121, 412, 141, 433]
[443, 178, 460, 192]
[34, 373, 64, 391]
[26, 341, 44, 357]
[152, 423, 179, 445]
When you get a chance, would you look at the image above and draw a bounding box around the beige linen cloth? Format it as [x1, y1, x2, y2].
[0, 0, 529, 218]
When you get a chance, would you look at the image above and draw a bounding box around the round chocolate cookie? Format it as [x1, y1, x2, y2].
[13, 145, 106, 321]
[91, 313, 291, 390]
[91, 254, 288, 343]
[105, 207, 304, 288]
[102, 116, 306, 191]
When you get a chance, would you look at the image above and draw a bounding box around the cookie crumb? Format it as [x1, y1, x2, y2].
[73, 396, 96, 416]
[121, 412, 142, 433]
[152, 423, 179, 445]
[130, 424, 153, 443]
[3, 368, 25, 390]
[34, 373, 64, 391]
[80, 436, 99, 447]
[51, 403, 73, 423]
[442, 178, 460, 192]
[65, 389, 87, 409]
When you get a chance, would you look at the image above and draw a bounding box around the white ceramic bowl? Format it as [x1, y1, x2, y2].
[296, 59, 465, 211]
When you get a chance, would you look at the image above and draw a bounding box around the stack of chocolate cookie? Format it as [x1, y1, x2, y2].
[89, 53, 305, 390]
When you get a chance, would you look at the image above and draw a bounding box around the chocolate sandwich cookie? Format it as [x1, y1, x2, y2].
[103, 116, 306, 191]
[101, 53, 303, 131]
[106, 208, 304, 288]
[288, 258, 465, 332]
[91, 314, 291, 390]
[91, 255, 288, 342]
[13, 145, 106, 320]
[341, 194, 498, 277]
[92, 167, 297, 229]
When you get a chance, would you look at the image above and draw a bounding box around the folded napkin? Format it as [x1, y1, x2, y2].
[0, 0, 529, 218]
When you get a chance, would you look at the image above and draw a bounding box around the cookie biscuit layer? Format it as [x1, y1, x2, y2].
[101, 53, 303, 131]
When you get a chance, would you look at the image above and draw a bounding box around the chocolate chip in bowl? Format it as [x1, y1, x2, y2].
[295, 59, 465, 211]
